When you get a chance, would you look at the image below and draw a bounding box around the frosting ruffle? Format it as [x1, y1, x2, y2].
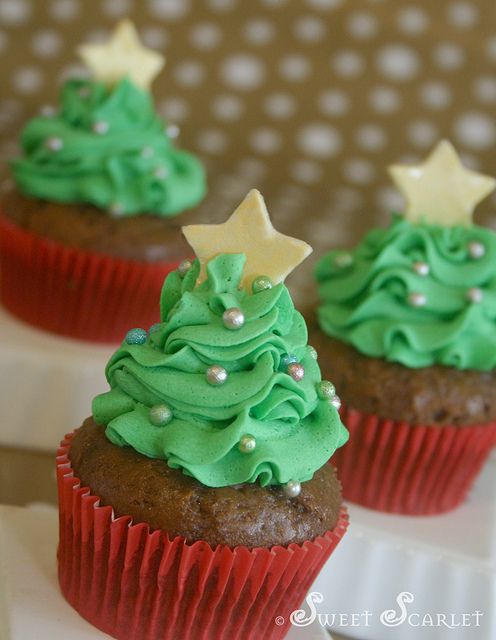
[93, 254, 348, 487]
[12, 78, 206, 217]
[316, 215, 496, 371]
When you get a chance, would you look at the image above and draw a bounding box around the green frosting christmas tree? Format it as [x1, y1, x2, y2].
[93, 190, 348, 492]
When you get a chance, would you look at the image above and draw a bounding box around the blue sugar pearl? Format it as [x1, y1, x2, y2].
[125, 328, 147, 345]
[280, 353, 298, 369]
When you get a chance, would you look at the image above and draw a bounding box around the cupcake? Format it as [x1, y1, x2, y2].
[0, 21, 206, 343]
[312, 140, 496, 515]
[57, 190, 349, 640]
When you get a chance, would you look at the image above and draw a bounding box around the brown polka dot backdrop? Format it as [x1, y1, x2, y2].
[0, 0, 495, 303]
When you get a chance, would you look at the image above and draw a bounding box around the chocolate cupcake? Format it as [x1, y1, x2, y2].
[0, 21, 206, 342]
[57, 190, 349, 640]
[312, 140, 496, 515]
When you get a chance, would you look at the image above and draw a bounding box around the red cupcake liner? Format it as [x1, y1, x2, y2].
[57, 432, 348, 640]
[0, 215, 181, 343]
[331, 403, 496, 515]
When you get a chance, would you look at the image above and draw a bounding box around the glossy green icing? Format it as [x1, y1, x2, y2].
[316, 215, 496, 371]
[93, 254, 348, 487]
[12, 78, 206, 216]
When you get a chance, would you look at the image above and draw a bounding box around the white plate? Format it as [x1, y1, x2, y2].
[0, 504, 330, 640]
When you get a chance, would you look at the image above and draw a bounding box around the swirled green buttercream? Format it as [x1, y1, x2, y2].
[12, 78, 206, 216]
[93, 254, 348, 487]
[316, 215, 496, 371]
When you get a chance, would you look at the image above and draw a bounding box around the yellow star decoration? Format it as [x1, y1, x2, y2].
[182, 189, 312, 289]
[78, 20, 165, 91]
[388, 140, 496, 226]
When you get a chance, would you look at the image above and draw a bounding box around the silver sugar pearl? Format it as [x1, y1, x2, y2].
[468, 241, 485, 259]
[206, 364, 228, 385]
[281, 353, 298, 368]
[153, 166, 169, 180]
[222, 307, 245, 330]
[238, 434, 256, 454]
[317, 380, 336, 400]
[331, 395, 342, 410]
[333, 253, 353, 268]
[283, 480, 301, 498]
[252, 275, 273, 293]
[141, 146, 154, 158]
[178, 259, 192, 277]
[308, 345, 318, 360]
[92, 120, 109, 135]
[413, 261, 430, 277]
[287, 362, 305, 381]
[467, 287, 483, 303]
[45, 137, 63, 151]
[408, 292, 427, 307]
[109, 202, 124, 217]
[149, 404, 173, 426]
[166, 124, 180, 139]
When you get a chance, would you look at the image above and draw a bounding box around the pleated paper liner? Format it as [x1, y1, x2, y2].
[331, 403, 496, 515]
[57, 432, 349, 640]
[0, 215, 180, 343]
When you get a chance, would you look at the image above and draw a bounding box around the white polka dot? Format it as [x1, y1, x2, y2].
[432, 43, 465, 71]
[50, 0, 79, 21]
[454, 112, 496, 150]
[474, 76, 496, 104]
[343, 158, 375, 185]
[318, 90, 349, 116]
[447, 1, 478, 28]
[279, 54, 311, 81]
[0, 0, 30, 24]
[243, 19, 274, 45]
[332, 50, 364, 77]
[12, 66, 43, 94]
[376, 45, 419, 81]
[332, 186, 363, 211]
[290, 159, 322, 184]
[31, 30, 62, 58]
[459, 153, 481, 171]
[102, 0, 131, 17]
[196, 129, 229, 154]
[376, 186, 406, 213]
[407, 120, 439, 148]
[305, 0, 343, 9]
[189, 22, 221, 49]
[264, 93, 296, 119]
[147, 0, 189, 20]
[293, 16, 326, 42]
[141, 26, 169, 49]
[173, 61, 205, 87]
[0, 30, 8, 53]
[221, 54, 265, 90]
[297, 123, 341, 158]
[207, 0, 236, 9]
[486, 37, 496, 61]
[211, 95, 244, 121]
[396, 7, 429, 35]
[347, 12, 378, 39]
[158, 97, 190, 122]
[420, 82, 452, 109]
[369, 86, 400, 113]
[249, 128, 282, 155]
[58, 63, 89, 82]
[237, 157, 267, 181]
[355, 124, 387, 151]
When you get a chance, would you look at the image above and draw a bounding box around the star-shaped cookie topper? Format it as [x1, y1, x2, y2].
[78, 20, 165, 91]
[182, 189, 312, 290]
[388, 140, 496, 226]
